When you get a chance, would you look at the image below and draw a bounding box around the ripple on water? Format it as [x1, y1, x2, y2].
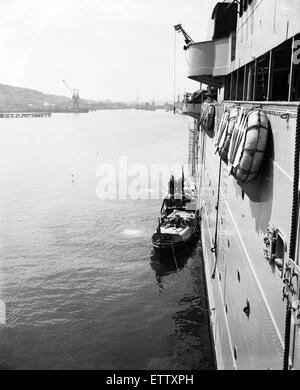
[122, 229, 144, 237]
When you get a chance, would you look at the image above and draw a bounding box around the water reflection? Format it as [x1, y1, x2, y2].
[150, 240, 198, 292]
[171, 296, 215, 370]
[149, 241, 215, 370]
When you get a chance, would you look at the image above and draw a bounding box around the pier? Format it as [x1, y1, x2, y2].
[0, 112, 52, 118]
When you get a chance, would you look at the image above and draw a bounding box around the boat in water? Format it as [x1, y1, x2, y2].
[175, 0, 300, 370]
[152, 174, 200, 256]
[152, 209, 199, 254]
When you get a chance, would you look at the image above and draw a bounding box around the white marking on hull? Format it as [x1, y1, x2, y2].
[273, 160, 293, 183]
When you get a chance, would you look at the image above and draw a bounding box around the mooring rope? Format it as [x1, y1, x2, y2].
[171, 240, 180, 273]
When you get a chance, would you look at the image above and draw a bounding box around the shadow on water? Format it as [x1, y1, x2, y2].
[149, 239, 199, 290]
[170, 298, 215, 370]
[0, 361, 10, 370]
[0, 336, 12, 370]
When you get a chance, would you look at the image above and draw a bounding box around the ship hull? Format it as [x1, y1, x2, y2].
[178, 0, 300, 370]
[195, 101, 298, 370]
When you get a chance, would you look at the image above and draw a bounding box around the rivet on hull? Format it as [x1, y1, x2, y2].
[243, 299, 251, 318]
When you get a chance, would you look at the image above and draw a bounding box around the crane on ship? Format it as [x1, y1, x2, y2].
[172, 24, 195, 114]
[174, 24, 194, 49]
[62, 80, 80, 110]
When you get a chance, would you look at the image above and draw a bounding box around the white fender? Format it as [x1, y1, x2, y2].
[218, 107, 240, 163]
[215, 110, 229, 153]
[207, 105, 216, 131]
[231, 109, 269, 184]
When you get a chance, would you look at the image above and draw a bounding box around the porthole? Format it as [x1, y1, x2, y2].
[234, 346, 238, 361]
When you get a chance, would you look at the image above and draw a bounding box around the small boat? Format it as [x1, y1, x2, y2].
[152, 209, 199, 254]
[152, 171, 199, 255]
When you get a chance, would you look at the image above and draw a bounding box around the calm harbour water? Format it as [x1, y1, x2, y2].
[0, 110, 213, 370]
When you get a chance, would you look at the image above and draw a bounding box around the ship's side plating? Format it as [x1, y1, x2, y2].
[181, 0, 300, 370]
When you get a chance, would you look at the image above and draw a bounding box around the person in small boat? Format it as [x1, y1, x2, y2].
[169, 174, 175, 197]
[181, 218, 188, 228]
[168, 174, 177, 209]
[175, 217, 181, 229]
[160, 198, 167, 214]
[169, 214, 181, 229]
[160, 215, 168, 225]
[161, 194, 175, 215]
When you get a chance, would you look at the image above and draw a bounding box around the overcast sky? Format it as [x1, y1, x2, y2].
[0, 0, 216, 102]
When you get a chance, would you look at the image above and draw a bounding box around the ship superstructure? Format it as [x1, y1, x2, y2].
[178, 0, 300, 370]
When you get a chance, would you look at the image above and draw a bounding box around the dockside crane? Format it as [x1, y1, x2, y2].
[62, 80, 80, 109]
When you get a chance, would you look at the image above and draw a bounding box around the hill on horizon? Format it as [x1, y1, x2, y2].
[0, 83, 74, 109]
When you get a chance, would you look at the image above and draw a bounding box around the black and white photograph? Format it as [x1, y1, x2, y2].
[0, 0, 299, 374]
